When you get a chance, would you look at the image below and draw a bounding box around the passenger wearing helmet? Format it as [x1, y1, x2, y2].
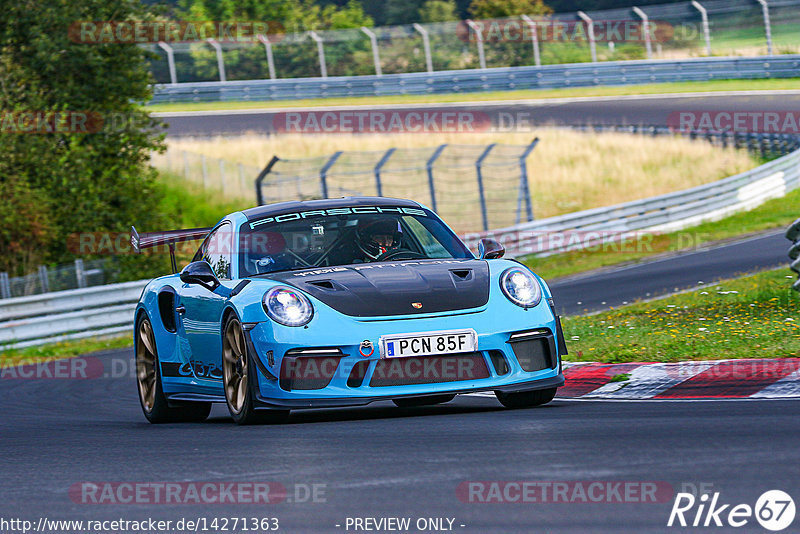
[356, 218, 404, 261]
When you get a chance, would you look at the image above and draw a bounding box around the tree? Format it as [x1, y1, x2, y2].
[468, 0, 552, 18]
[419, 0, 460, 22]
[0, 0, 167, 276]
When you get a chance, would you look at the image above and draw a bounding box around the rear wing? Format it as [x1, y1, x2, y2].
[131, 226, 212, 273]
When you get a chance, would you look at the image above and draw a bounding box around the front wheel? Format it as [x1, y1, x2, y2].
[136, 315, 211, 423]
[495, 387, 557, 409]
[222, 316, 289, 425]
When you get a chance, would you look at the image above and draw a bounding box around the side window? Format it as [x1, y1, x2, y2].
[202, 223, 232, 280]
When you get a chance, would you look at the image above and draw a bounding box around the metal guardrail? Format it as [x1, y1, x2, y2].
[0, 280, 148, 350]
[787, 218, 800, 291]
[150, 55, 800, 104]
[464, 146, 800, 256]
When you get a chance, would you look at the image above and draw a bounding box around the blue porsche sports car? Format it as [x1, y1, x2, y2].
[132, 197, 566, 424]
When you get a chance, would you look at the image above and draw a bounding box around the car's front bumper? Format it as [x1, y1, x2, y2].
[242, 303, 566, 410]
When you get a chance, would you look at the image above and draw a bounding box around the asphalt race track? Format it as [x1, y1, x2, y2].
[155, 91, 800, 137]
[551, 230, 791, 315]
[1, 357, 799, 533]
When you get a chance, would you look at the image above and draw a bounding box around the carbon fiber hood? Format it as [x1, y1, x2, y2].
[267, 259, 489, 317]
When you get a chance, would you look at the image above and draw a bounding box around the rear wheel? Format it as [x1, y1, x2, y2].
[495, 387, 557, 409]
[222, 316, 289, 425]
[136, 315, 211, 423]
[393, 394, 456, 408]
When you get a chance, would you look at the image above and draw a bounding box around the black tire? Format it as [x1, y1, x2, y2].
[393, 394, 456, 408]
[495, 387, 557, 409]
[135, 315, 211, 424]
[222, 315, 289, 425]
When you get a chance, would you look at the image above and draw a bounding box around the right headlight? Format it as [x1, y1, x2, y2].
[500, 267, 542, 309]
[263, 286, 314, 327]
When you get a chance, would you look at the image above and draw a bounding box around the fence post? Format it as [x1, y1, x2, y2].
[632, 7, 653, 59]
[576, 11, 598, 63]
[75, 259, 86, 289]
[756, 0, 773, 55]
[219, 159, 226, 194]
[520, 15, 541, 67]
[320, 151, 342, 199]
[466, 20, 487, 69]
[361, 27, 382, 76]
[426, 145, 447, 212]
[157, 41, 178, 84]
[0, 272, 10, 299]
[518, 138, 539, 223]
[38, 265, 50, 293]
[374, 147, 396, 197]
[691, 1, 712, 55]
[255, 156, 280, 205]
[206, 38, 227, 82]
[201, 154, 209, 188]
[257, 34, 277, 79]
[475, 144, 495, 232]
[238, 163, 246, 195]
[413, 23, 434, 73]
[309, 31, 328, 78]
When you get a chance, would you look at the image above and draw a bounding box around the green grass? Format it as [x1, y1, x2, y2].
[145, 78, 800, 113]
[563, 268, 800, 363]
[0, 335, 130, 366]
[523, 187, 800, 280]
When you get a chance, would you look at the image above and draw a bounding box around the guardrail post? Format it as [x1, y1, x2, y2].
[38, 265, 49, 293]
[690, 1, 712, 55]
[157, 42, 178, 85]
[475, 144, 496, 231]
[756, 0, 773, 55]
[320, 151, 342, 199]
[255, 156, 280, 205]
[309, 31, 328, 78]
[201, 154, 208, 188]
[466, 20, 487, 69]
[206, 38, 226, 82]
[374, 147, 395, 197]
[0, 272, 10, 299]
[576, 11, 598, 63]
[257, 34, 277, 79]
[632, 7, 653, 59]
[75, 259, 86, 289]
[426, 145, 447, 212]
[361, 27, 382, 76]
[520, 15, 541, 67]
[517, 138, 539, 223]
[413, 23, 434, 73]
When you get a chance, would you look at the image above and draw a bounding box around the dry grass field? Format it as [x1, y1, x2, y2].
[160, 130, 756, 224]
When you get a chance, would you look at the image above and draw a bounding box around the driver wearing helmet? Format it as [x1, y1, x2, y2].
[355, 218, 404, 261]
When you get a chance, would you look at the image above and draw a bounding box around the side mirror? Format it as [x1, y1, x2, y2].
[478, 238, 505, 259]
[180, 261, 220, 291]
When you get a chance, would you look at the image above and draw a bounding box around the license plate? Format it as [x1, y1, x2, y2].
[379, 329, 478, 358]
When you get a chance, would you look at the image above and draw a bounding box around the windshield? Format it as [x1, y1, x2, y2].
[238, 206, 473, 276]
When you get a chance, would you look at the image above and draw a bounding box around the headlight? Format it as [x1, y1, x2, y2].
[500, 267, 542, 308]
[263, 286, 314, 327]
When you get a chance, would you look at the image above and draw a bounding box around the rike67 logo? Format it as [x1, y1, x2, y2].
[668, 490, 795, 531]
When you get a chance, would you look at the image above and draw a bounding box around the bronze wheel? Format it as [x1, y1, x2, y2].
[136, 318, 157, 412]
[222, 318, 248, 414]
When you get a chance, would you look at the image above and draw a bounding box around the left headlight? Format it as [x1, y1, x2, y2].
[263, 286, 314, 327]
[500, 267, 542, 308]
